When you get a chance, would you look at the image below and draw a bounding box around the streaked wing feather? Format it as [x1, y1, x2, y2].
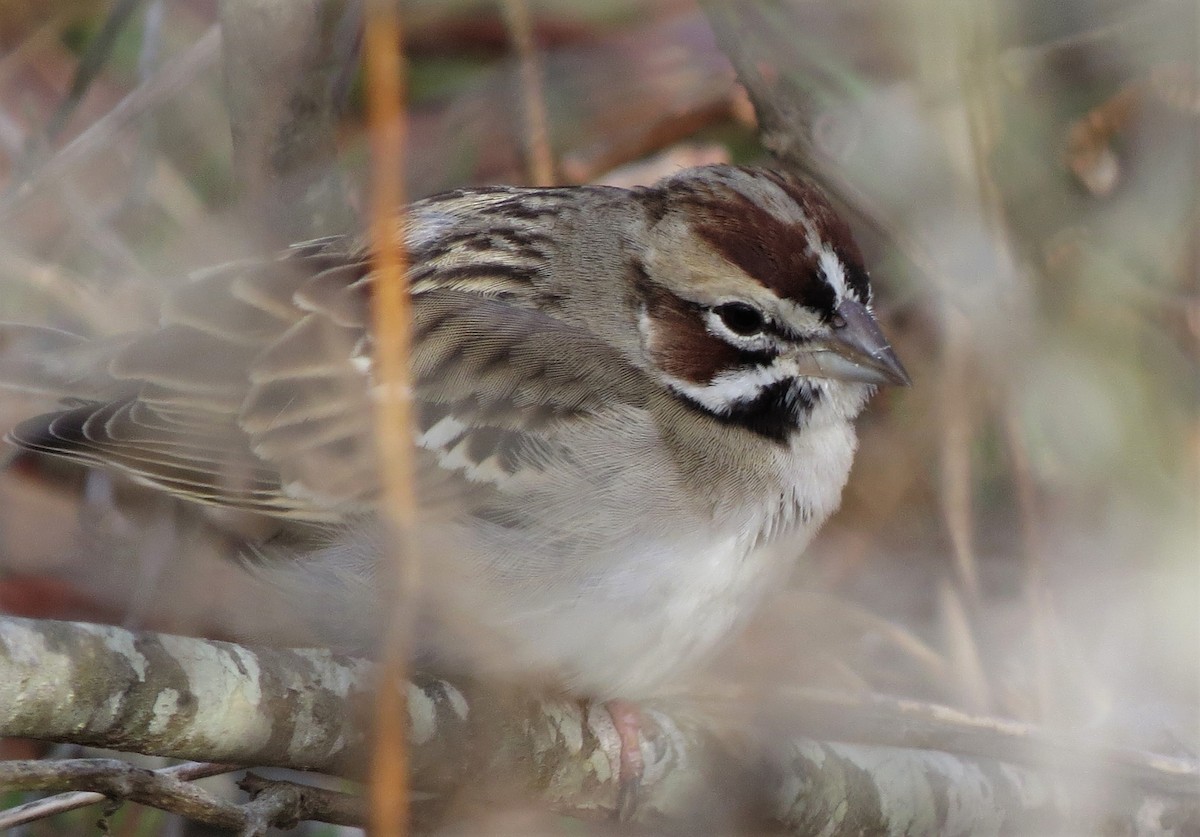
[8, 221, 657, 526]
[10, 401, 299, 514]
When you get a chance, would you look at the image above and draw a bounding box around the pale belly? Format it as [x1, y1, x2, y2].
[475, 519, 821, 698]
[268, 407, 859, 699]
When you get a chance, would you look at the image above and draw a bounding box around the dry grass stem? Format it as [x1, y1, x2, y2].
[364, 1, 415, 832]
[937, 309, 982, 603]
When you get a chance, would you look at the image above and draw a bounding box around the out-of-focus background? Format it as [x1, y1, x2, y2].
[0, 0, 1196, 833]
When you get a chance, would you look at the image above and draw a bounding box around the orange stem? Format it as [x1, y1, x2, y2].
[363, 2, 414, 834]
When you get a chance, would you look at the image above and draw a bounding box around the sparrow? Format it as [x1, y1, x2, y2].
[3, 165, 908, 698]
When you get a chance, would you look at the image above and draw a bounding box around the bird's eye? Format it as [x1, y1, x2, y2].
[714, 302, 766, 337]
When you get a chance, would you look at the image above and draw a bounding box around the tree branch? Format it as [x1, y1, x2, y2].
[0, 614, 373, 773]
[1, 616, 1196, 833]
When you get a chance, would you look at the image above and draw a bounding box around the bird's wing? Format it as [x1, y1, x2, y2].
[7, 234, 658, 524]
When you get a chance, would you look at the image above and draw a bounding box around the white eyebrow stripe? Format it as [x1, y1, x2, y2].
[797, 212, 847, 304]
[815, 245, 847, 302]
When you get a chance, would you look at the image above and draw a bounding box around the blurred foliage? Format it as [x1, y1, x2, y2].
[0, 0, 1196, 831]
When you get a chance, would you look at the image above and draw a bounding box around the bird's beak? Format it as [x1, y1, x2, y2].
[795, 298, 911, 387]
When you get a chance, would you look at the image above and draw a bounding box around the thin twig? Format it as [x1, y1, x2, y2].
[0, 761, 233, 829]
[500, 0, 555, 185]
[0, 760, 242, 831]
[0, 760, 368, 833]
[43, 0, 145, 142]
[239, 773, 367, 828]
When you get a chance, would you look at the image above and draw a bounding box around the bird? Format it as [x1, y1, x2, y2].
[3, 165, 908, 699]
